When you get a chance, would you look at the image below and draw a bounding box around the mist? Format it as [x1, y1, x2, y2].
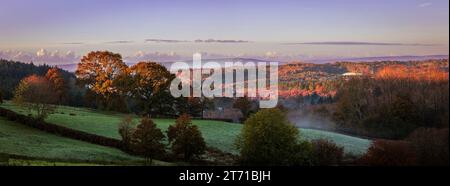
[287, 109, 336, 131]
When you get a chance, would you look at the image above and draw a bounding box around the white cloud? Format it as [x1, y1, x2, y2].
[264, 51, 278, 58]
[0, 49, 80, 64]
[36, 48, 49, 57]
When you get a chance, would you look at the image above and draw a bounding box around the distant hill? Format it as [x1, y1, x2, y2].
[55, 55, 449, 72]
[3, 58, 448, 107]
[305, 55, 449, 64]
[157, 57, 272, 69]
[56, 58, 271, 72]
[55, 63, 78, 72]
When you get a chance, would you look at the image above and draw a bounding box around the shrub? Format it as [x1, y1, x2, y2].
[118, 115, 135, 150]
[289, 140, 314, 166]
[406, 128, 449, 166]
[131, 117, 166, 164]
[360, 140, 416, 166]
[167, 114, 206, 161]
[311, 139, 344, 166]
[235, 108, 300, 166]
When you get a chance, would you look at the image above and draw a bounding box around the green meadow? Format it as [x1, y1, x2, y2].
[0, 117, 171, 166]
[1, 101, 371, 157]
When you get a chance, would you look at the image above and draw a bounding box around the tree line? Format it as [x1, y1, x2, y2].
[75, 51, 213, 117]
[1, 52, 214, 118]
[0, 60, 74, 100]
[332, 65, 449, 139]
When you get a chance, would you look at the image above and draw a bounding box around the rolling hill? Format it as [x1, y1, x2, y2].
[1, 101, 371, 156]
[0, 117, 171, 166]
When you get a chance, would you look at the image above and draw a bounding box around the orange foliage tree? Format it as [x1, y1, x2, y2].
[131, 117, 166, 164]
[76, 51, 129, 110]
[167, 114, 206, 160]
[129, 62, 174, 116]
[45, 67, 68, 104]
[13, 75, 58, 119]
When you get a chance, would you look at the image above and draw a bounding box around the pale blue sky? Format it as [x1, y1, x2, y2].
[0, 0, 448, 62]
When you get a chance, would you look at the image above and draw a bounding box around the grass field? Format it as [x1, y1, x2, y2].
[3, 158, 113, 166]
[0, 117, 171, 166]
[1, 101, 371, 156]
[299, 128, 371, 156]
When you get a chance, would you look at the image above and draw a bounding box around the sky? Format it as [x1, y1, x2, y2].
[0, 0, 448, 64]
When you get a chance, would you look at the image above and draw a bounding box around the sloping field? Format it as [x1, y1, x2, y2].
[1, 101, 370, 156]
[299, 128, 370, 156]
[0, 117, 171, 165]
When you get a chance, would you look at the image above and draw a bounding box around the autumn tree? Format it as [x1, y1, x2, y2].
[233, 96, 253, 122]
[118, 115, 135, 150]
[75, 51, 129, 110]
[333, 77, 371, 129]
[129, 62, 174, 116]
[333, 64, 449, 138]
[167, 114, 206, 160]
[45, 67, 68, 104]
[131, 117, 166, 164]
[13, 75, 58, 120]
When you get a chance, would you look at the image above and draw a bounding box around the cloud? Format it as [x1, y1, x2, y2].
[61, 42, 85, 45]
[145, 39, 189, 43]
[418, 2, 432, 8]
[104, 40, 134, 44]
[0, 49, 80, 64]
[36, 48, 48, 57]
[144, 38, 251, 44]
[264, 51, 278, 58]
[194, 39, 250, 43]
[284, 41, 437, 46]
